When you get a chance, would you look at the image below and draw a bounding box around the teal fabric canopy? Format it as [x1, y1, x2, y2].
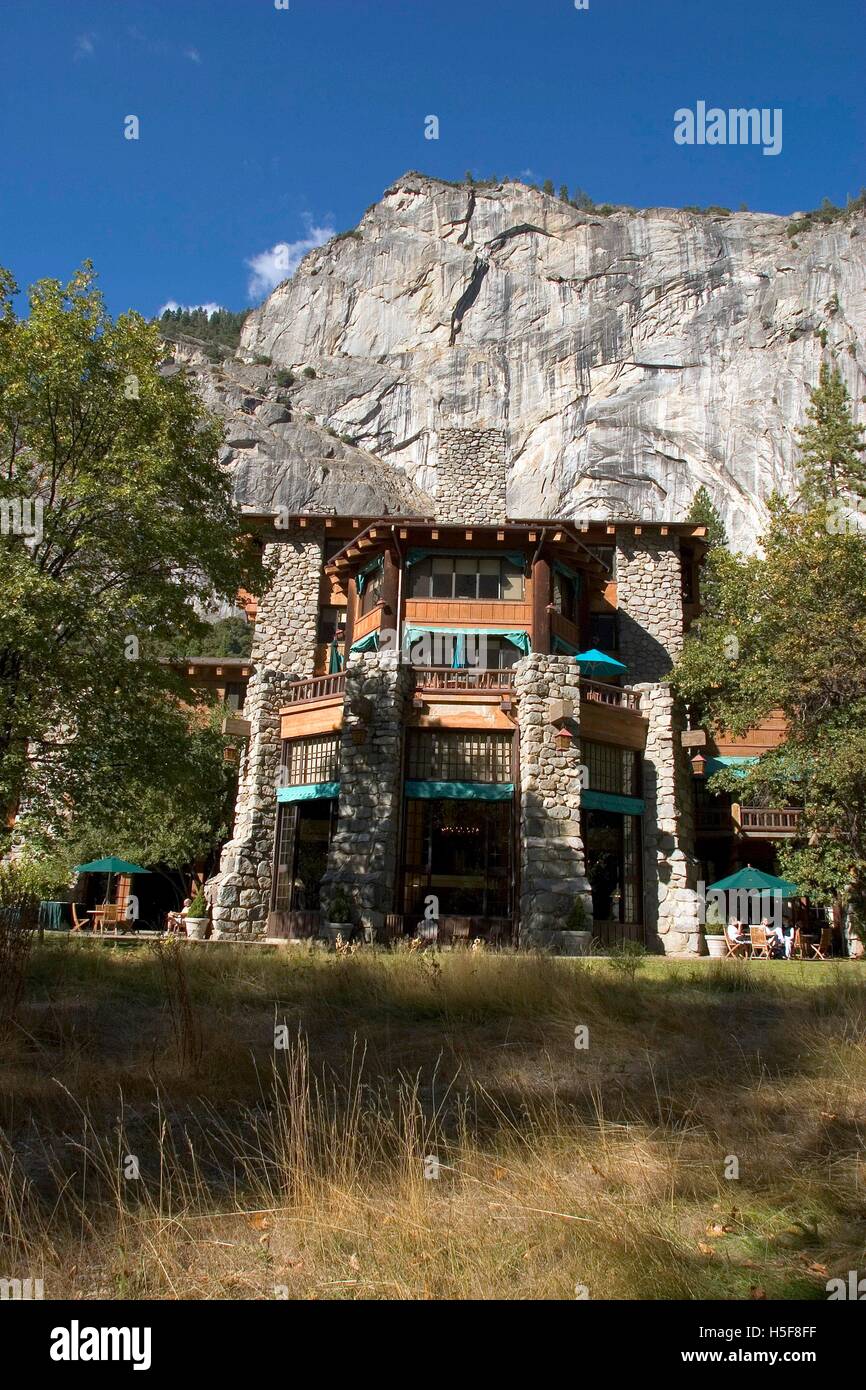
[574, 648, 628, 677]
[553, 634, 580, 656]
[74, 856, 149, 875]
[707, 866, 799, 898]
[328, 639, 344, 673]
[349, 630, 380, 654]
[355, 554, 383, 595]
[581, 790, 645, 816]
[404, 780, 515, 802]
[404, 626, 530, 654]
[405, 547, 526, 570]
[277, 782, 340, 803]
[704, 755, 757, 777]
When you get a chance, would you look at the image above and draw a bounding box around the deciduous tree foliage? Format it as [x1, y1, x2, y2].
[673, 369, 866, 922]
[0, 263, 260, 865]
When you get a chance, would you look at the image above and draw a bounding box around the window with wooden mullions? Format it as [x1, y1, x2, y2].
[409, 555, 524, 602]
[406, 729, 514, 784]
[281, 733, 341, 786]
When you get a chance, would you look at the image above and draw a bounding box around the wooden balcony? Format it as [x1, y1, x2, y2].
[738, 806, 803, 838]
[283, 672, 346, 705]
[579, 678, 641, 713]
[414, 667, 515, 694]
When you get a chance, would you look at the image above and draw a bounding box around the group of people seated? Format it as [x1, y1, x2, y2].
[726, 917, 795, 957]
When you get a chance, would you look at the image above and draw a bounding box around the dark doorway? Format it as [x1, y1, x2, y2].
[581, 809, 643, 930]
[401, 797, 513, 918]
[272, 799, 338, 911]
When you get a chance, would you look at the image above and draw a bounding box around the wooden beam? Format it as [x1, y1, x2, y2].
[532, 554, 552, 655]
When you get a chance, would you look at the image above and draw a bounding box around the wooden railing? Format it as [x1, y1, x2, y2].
[414, 667, 515, 694]
[579, 678, 642, 712]
[283, 672, 346, 705]
[739, 807, 803, 836]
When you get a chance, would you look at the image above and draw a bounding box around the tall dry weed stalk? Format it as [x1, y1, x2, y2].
[150, 936, 203, 1074]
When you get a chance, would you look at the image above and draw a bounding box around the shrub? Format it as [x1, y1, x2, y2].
[329, 887, 354, 923]
[275, 369, 295, 388]
[187, 888, 208, 918]
[605, 940, 648, 981]
[303, 367, 316, 379]
[564, 897, 588, 931]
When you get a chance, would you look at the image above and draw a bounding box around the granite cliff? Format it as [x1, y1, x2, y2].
[178, 173, 866, 543]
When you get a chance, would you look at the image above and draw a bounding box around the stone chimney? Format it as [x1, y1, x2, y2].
[435, 427, 507, 524]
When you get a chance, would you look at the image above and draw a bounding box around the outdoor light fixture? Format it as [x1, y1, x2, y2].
[690, 752, 707, 777]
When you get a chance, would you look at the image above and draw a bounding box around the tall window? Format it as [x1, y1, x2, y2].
[317, 605, 346, 644]
[552, 569, 578, 623]
[406, 730, 514, 783]
[589, 612, 618, 653]
[282, 733, 341, 786]
[409, 555, 524, 602]
[358, 564, 384, 615]
[584, 740, 641, 798]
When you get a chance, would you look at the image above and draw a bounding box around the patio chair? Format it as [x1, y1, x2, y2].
[724, 933, 750, 959]
[93, 904, 122, 935]
[71, 903, 89, 932]
[749, 926, 771, 959]
[810, 927, 832, 960]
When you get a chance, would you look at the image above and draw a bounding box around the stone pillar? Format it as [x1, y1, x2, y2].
[615, 532, 685, 682]
[209, 530, 323, 939]
[435, 427, 507, 524]
[514, 654, 593, 943]
[321, 651, 412, 935]
[636, 682, 702, 955]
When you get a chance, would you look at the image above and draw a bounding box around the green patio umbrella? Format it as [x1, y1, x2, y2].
[707, 866, 800, 898]
[573, 648, 628, 680]
[74, 856, 150, 911]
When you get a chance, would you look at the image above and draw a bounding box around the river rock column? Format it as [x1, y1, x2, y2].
[209, 530, 323, 939]
[636, 682, 702, 955]
[514, 654, 593, 945]
[615, 532, 685, 682]
[320, 651, 412, 936]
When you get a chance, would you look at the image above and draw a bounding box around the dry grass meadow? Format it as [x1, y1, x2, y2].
[1, 938, 865, 1300]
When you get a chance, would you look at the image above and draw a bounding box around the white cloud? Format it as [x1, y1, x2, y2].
[245, 218, 335, 299]
[185, 47, 201, 64]
[158, 301, 223, 317]
[74, 33, 96, 61]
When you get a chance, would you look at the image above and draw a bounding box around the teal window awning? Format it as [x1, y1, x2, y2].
[405, 780, 515, 802]
[552, 633, 580, 656]
[277, 781, 340, 803]
[404, 626, 530, 654]
[355, 554, 383, 595]
[581, 789, 645, 816]
[349, 630, 380, 654]
[705, 755, 758, 777]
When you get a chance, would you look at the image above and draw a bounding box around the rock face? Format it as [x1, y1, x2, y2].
[218, 173, 865, 544]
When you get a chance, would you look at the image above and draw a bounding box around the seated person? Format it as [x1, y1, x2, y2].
[166, 897, 192, 934]
[764, 917, 786, 958]
[727, 919, 749, 946]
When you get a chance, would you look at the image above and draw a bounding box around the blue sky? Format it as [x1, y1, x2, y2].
[1, 0, 863, 318]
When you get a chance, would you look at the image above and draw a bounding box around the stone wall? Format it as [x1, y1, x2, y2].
[615, 532, 685, 683]
[435, 427, 507, 524]
[209, 530, 323, 939]
[636, 682, 702, 955]
[320, 651, 412, 935]
[514, 654, 594, 942]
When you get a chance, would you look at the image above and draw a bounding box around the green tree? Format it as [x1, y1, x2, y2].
[796, 362, 866, 504]
[559, 184, 569, 202]
[0, 262, 259, 852]
[672, 370, 866, 921]
[686, 485, 728, 549]
[542, 179, 555, 196]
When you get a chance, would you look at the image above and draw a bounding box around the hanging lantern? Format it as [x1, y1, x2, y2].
[691, 752, 707, 778]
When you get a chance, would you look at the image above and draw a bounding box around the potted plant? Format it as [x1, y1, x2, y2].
[321, 886, 354, 948]
[185, 887, 209, 940]
[703, 907, 727, 957]
[560, 896, 593, 956]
